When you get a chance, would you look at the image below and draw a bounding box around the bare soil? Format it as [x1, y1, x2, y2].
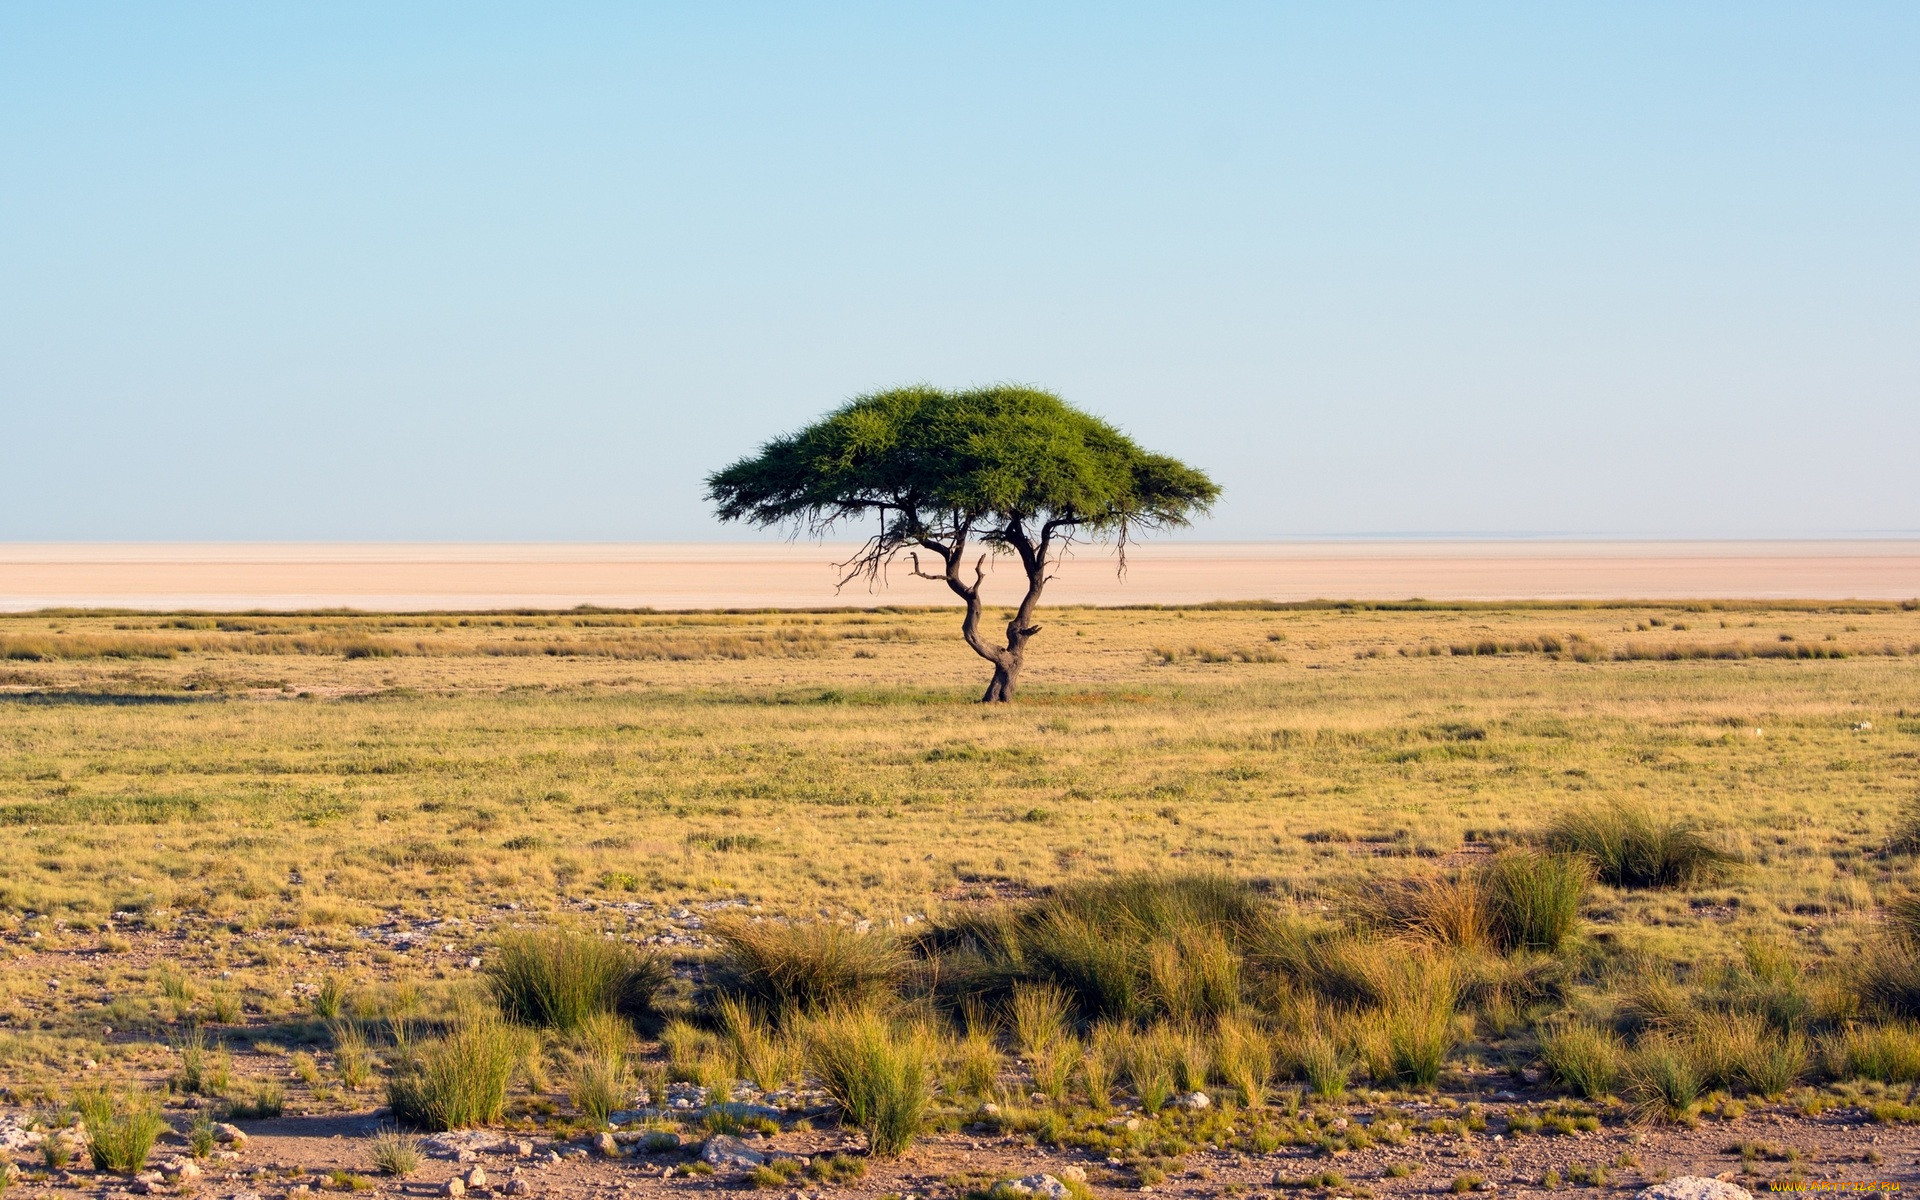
[4, 541, 1918, 611]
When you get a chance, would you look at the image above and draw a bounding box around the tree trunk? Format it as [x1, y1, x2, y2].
[980, 650, 1023, 702]
[920, 518, 1057, 703]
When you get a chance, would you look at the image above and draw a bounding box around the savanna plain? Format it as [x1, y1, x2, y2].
[4, 602, 1920, 1200]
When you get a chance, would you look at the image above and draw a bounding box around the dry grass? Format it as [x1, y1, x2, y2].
[1, 601, 1918, 1109]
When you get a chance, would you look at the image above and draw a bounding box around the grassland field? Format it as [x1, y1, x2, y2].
[3, 602, 1917, 990]
[2, 600, 1920, 1193]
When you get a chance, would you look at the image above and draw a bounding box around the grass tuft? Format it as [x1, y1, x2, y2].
[75, 1089, 165, 1174]
[1537, 1020, 1623, 1099]
[567, 1012, 633, 1128]
[367, 1126, 421, 1177]
[802, 1007, 931, 1157]
[1543, 802, 1730, 889]
[709, 918, 901, 1020]
[1626, 1035, 1701, 1121]
[487, 930, 667, 1033]
[387, 1016, 529, 1131]
[1481, 850, 1590, 952]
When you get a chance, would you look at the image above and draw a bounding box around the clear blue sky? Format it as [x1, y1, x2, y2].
[4, 4, 1916, 541]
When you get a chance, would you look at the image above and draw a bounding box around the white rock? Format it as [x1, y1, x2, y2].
[1636, 1179, 1754, 1200]
[1000, 1175, 1072, 1200]
[463, 1166, 488, 1188]
[423, 1131, 506, 1159]
[700, 1134, 765, 1169]
[163, 1157, 204, 1183]
[0, 1121, 41, 1153]
[442, 1178, 466, 1198]
[1177, 1091, 1211, 1110]
[214, 1123, 248, 1147]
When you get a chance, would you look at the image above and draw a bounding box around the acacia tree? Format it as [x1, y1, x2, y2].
[706, 385, 1219, 702]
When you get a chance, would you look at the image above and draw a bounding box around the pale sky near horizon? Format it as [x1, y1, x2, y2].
[3, 4, 1917, 542]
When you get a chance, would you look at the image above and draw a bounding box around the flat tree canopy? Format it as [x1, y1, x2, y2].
[707, 385, 1219, 700]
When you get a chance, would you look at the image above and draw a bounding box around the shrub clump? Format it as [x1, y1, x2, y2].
[1543, 802, 1731, 889]
[75, 1089, 165, 1174]
[487, 930, 668, 1033]
[366, 1127, 421, 1177]
[803, 1008, 930, 1157]
[387, 1017, 529, 1131]
[1481, 850, 1591, 952]
[1537, 1020, 1623, 1099]
[708, 919, 902, 1020]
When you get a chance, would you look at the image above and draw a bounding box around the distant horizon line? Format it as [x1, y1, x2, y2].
[5, 533, 1920, 546]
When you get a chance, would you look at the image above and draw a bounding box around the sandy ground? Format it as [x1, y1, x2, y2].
[3, 541, 1919, 611]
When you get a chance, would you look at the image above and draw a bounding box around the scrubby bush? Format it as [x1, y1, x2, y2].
[713, 995, 797, 1091]
[567, 1013, 633, 1128]
[918, 874, 1264, 1023]
[75, 1089, 165, 1174]
[1626, 1035, 1701, 1121]
[1481, 850, 1590, 952]
[1537, 1020, 1623, 1099]
[803, 1008, 931, 1157]
[709, 918, 901, 1019]
[387, 1017, 528, 1130]
[1543, 802, 1730, 889]
[367, 1126, 421, 1177]
[487, 930, 667, 1033]
[1828, 1022, 1920, 1083]
[1858, 938, 1920, 1020]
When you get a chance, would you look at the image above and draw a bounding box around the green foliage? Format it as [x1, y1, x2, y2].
[332, 1021, 374, 1091]
[1543, 802, 1730, 889]
[807, 1153, 868, 1184]
[1357, 952, 1460, 1087]
[367, 1126, 421, 1178]
[713, 994, 797, 1091]
[313, 975, 348, 1020]
[802, 1008, 931, 1157]
[1213, 1014, 1275, 1108]
[188, 1112, 217, 1159]
[75, 1089, 165, 1174]
[387, 1017, 528, 1131]
[1481, 850, 1591, 952]
[708, 918, 901, 1020]
[950, 1029, 1004, 1100]
[923, 873, 1262, 1023]
[1537, 1021, 1623, 1099]
[486, 930, 668, 1033]
[1830, 1022, 1920, 1083]
[567, 1013, 633, 1128]
[1859, 938, 1920, 1020]
[1626, 1035, 1701, 1120]
[1296, 1029, 1348, 1098]
[225, 1082, 284, 1119]
[707, 385, 1218, 546]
